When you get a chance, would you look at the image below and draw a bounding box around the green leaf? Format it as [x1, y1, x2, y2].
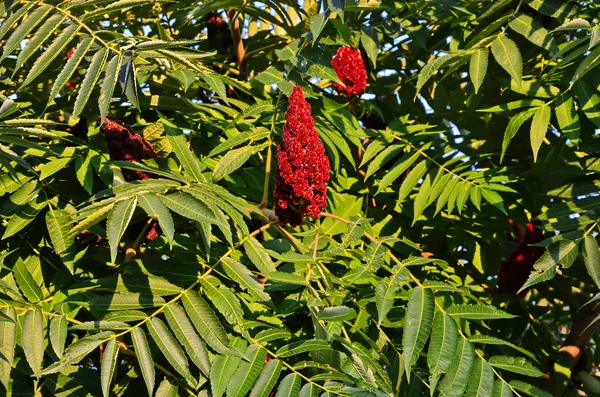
[181, 290, 233, 354]
[591, 26, 600, 49]
[49, 35, 94, 102]
[22, 24, 80, 89]
[518, 239, 579, 293]
[299, 383, 319, 397]
[398, 159, 428, 202]
[46, 207, 75, 270]
[376, 265, 410, 325]
[131, 328, 155, 397]
[465, 358, 494, 397]
[107, 197, 137, 263]
[491, 34, 522, 86]
[361, 27, 378, 68]
[38, 331, 114, 376]
[277, 340, 332, 357]
[478, 99, 546, 113]
[413, 169, 433, 223]
[22, 309, 44, 374]
[101, 339, 120, 397]
[221, 257, 271, 302]
[99, 53, 123, 123]
[200, 275, 244, 327]
[244, 236, 277, 275]
[227, 345, 268, 397]
[249, 359, 282, 397]
[39, 157, 73, 180]
[403, 286, 434, 380]
[202, 73, 229, 104]
[138, 193, 175, 248]
[470, 48, 489, 94]
[212, 145, 257, 181]
[161, 192, 225, 226]
[163, 303, 211, 376]
[15, 13, 66, 70]
[428, 312, 458, 394]
[163, 121, 205, 183]
[446, 304, 517, 320]
[49, 316, 68, 358]
[376, 151, 420, 195]
[0, 3, 36, 42]
[147, 317, 194, 384]
[509, 380, 553, 397]
[352, 239, 389, 282]
[481, 188, 507, 215]
[573, 77, 600, 128]
[468, 335, 536, 361]
[489, 356, 544, 377]
[209, 127, 270, 157]
[120, 54, 139, 108]
[155, 378, 179, 397]
[583, 235, 600, 291]
[1, 5, 52, 61]
[525, 0, 575, 18]
[438, 338, 475, 397]
[0, 307, 16, 388]
[91, 293, 166, 311]
[508, 13, 558, 53]
[73, 47, 109, 117]
[552, 18, 591, 32]
[315, 306, 356, 322]
[13, 258, 44, 303]
[529, 105, 551, 162]
[493, 380, 513, 397]
[416, 53, 465, 94]
[2, 199, 45, 239]
[275, 373, 301, 397]
[211, 354, 243, 397]
[554, 94, 580, 142]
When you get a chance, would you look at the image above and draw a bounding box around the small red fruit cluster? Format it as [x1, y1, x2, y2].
[98, 117, 158, 182]
[205, 11, 232, 47]
[497, 217, 545, 295]
[273, 86, 330, 227]
[99, 117, 161, 241]
[331, 46, 367, 96]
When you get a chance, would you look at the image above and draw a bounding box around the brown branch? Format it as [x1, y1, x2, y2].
[558, 302, 600, 369]
[228, 8, 247, 78]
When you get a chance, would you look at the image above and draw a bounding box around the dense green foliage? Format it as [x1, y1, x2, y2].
[0, 0, 600, 396]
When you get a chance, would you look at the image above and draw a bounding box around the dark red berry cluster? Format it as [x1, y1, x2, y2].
[273, 86, 330, 227]
[497, 216, 545, 295]
[98, 117, 158, 181]
[331, 46, 367, 96]
[99, 117, 161, 241]
[205, 11, 232, 47]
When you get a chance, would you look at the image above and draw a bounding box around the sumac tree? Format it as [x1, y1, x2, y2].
[0, 0, 599, 396]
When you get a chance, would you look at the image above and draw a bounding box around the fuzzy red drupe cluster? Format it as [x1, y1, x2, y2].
[273, 86, 330, 227]
[98, 117, 158, 182]
[497, 217, 545, 295]
[99, 117, 161, 241]
[205, 11, 232, 47]
[331, 46, 367, 96]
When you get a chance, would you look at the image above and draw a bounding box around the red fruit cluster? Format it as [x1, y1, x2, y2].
[205, 11, 232, 47]
[98, 117, 158, 181]
[99, 117, 161, 242]
[497, 217, 545, 295]
[331, 46, 367, 96]
[273, 86, 330, 227]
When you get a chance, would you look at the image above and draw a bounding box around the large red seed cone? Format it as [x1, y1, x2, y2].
[273, 86, 330, 227]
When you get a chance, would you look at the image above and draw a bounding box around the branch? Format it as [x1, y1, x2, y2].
[558, 302, 600, 369]
[228, 8, 247, 78]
